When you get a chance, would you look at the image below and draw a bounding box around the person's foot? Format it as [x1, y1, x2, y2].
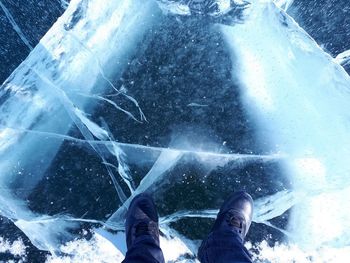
[125, 193, 160, 248]
[211, 191, 254, 240]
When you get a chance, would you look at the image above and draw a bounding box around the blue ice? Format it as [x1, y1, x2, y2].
[0, 0, 349, 261]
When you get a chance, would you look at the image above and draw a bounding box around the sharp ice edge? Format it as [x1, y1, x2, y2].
[15, 216, 80, 253]
[160, 209, 218, 225]
[0, 199, 82, 253]
[109, 149, 185, 222]
[253, 190, 301, 223]
[273, 0, 294, 11]
[0, 126, 283, 161]
[335, 50, 350, 67]
[60, 0, 70, 10]
[0, 1, 33, 51]
[262, 221, 292, 237]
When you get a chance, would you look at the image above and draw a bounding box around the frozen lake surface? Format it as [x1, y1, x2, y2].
[0, 0, 350, 262]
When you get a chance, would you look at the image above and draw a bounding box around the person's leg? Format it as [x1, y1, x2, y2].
[122, 193, 165, 263]
[198, 191, 254, 263]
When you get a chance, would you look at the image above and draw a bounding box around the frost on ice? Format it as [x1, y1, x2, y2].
[0, 0, 350, 261]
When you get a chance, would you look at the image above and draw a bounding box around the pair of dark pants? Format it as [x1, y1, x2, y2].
[198, 229, 252, 263]
[123, 229, 252, 263]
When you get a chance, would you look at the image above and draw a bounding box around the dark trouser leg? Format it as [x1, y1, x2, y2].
[122, 236, 165, 263]
[198, 229, 253, 263]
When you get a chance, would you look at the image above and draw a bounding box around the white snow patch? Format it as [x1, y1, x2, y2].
[0, 237, 26, 257]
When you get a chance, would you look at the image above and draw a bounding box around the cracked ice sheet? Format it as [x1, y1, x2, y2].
[1, 0, 350, 262]
[221, 0, 350, 253]
[0, 4, 308, 263]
